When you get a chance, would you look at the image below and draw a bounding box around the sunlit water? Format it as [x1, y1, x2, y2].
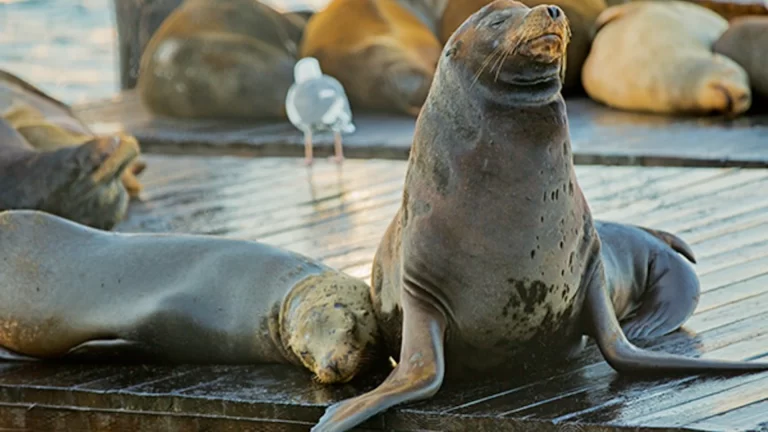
[0, 0, 330, 105]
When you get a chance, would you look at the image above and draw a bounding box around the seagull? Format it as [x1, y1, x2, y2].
[285, 57, 356, 166]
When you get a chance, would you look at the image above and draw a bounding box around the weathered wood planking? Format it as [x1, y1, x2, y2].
[1, 156, 767, 431]
[73, 91, 768, 168]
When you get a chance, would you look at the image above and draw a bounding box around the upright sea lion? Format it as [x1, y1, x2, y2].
[310, 2, 768, 430]
[137, 0, 307, 120]
[0, 120, 138, 230]
[299, 0, 443, 116]
[0, 210, 381, 385]
[581, 1, 752, 116]
[0, 69, 145, 198]
[439, 0, 606, 91]
[713, 16, 768, 100]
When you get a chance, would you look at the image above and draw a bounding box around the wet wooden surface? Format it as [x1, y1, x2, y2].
[73, 91, 768, 168]
[1, 155, 767, 431]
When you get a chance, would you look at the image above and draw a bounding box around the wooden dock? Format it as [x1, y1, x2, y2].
[0, 155, 766, 431]
[73, 91, 768, 168]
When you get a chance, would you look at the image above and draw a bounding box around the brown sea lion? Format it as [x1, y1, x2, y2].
[0, 119, 138, 230]
[439, 0, 606, 91]
[299, 0, 443, 117]
[713, 16, 768, 100]
[603, 0, 768, 22]
[582, 1, 752, 116]
[0, 210, 381, 385]
[310, 1, 768, 430]
[136, 0, 307, 120]
[0, 69, 145, 198]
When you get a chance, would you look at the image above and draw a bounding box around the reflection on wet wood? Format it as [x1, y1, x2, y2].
[0, 156, 766, 431]
[73, 90, 768, 168]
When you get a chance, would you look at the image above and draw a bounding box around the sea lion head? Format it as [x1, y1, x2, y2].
[287, 273, 380, 385]
[43, 134, 139, 230]
[443, 0, 572, 105]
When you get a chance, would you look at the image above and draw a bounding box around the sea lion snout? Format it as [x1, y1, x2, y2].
[516, 5, 570, 62]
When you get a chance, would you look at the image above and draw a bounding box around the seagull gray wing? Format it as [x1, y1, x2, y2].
[289, 79, 348, 128]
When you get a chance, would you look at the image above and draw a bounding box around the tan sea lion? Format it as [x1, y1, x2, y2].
[137, 0, 307, 120]
[0, 119, 138, 230]
[439, 0, 606, 91]
[581, 1, 752, 116]
[0, 210, 381, 385]
[603, 0, 768, 22]
[0, 69, 145, 198]
[299, 0, 443, 117]
[713, 16, 768, 100]
[310, 1, 768, 430]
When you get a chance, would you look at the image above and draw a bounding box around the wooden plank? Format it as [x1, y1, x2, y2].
[73, 91, 768, 168]
[0, 155, 766, 431]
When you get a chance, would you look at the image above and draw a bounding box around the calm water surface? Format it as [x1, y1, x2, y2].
[0, 0, 329, 105]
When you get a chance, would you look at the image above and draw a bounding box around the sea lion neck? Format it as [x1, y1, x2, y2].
[418, 61, 569, 158]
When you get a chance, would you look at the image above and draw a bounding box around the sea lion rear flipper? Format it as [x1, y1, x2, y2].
[634, 226, 696, 263]
[0, 346, 40, 362]
[311, 290, 446, 432]
[621, 247, 701, 340]
[585, 261, 768, 373]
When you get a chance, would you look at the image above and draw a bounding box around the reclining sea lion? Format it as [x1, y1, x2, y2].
[0, 210, 382, 385]
[137, 0, 307, 120]
[713, 16, 768, 101]
[581, 1, 752, 116]
[0, 119, 138, 230]
[0, 69, 145, 198]
[299, 0, 443, 116]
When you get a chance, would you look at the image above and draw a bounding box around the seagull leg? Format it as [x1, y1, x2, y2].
[304, 130, 314, 166]
[331, 130, 345, 164]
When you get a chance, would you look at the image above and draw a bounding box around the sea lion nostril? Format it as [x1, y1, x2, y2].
[547, 6, 561, 19]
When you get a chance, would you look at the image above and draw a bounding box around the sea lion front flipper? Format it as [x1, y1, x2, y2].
[585, 261, 768, 373]
[311, 290, 446, 432]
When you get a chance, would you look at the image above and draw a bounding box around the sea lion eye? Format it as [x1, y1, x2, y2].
[489, 19, 505, 28]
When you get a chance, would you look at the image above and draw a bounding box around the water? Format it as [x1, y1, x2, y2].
[0, 0, 330, 105]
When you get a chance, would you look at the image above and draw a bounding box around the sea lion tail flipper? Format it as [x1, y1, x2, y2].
[311, 290, 446, 432]
[585, 263, 768, 373]
[636, 226, 696, 264]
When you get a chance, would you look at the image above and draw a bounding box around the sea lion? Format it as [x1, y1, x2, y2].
[581, 1, 752, 116]
[0, 210, 381, 385]
[713, 16, 768, 100]
[0, 69, 145, 198]
[603, 0, 768, 22]
[439, 0, 606, 91]
[299, 0, 443, 116]
[137, 0, 307, 120]
[113, 0, 185, 90]
[310, 2, 768, 430]
[0, 119, 138, 230]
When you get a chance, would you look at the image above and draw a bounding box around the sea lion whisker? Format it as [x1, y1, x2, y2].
[471, 44, 506, 88]
[493, 47, 513, 82]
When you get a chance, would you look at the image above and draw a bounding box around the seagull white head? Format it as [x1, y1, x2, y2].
[294, 57, 323, 84]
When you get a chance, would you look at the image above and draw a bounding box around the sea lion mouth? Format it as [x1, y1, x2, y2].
[530, 33, 562, 43]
